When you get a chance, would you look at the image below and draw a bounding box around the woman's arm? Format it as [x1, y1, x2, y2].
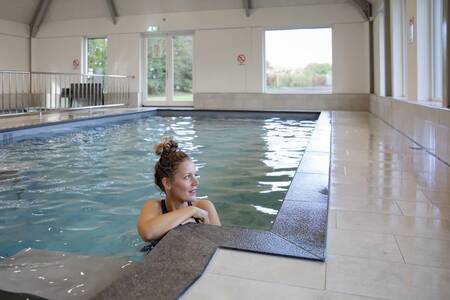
[195, 200, 221, 226]
[137, 201, 209, 242]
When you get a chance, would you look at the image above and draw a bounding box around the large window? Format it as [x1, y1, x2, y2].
[391, 0, 407, 97]
[432, 0, 443, 100]
[265, 28, 332, 93]
[87, 38, 107, 75]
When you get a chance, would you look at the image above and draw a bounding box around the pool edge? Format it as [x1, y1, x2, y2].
[0, 109, 331, 300]
[94, 110, 331, 300]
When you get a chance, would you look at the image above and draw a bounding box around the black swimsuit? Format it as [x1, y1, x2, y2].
[160, 199, 192, 213]
[161, 199, 200, 223]
[141, 199, 198, 254]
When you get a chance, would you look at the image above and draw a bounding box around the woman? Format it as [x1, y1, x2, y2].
[137, 138, 221, 242]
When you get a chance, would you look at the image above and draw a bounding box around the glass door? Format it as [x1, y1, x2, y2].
[147, 36, 167, 103]
[144, 34, 193, 106]
[173, 35, 193, 102]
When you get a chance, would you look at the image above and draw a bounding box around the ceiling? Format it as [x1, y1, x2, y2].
[0, 0, 376, 25]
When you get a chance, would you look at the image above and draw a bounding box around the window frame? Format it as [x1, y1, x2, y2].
[84, 37, 108, 75]
[263, 27, 333, 95]
[431, 0, 444, 101]
[142, 31, 194, 106]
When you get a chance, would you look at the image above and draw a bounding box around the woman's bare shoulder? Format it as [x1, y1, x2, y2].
[144, 198, 161, 205]
[141, 199, 162, 213]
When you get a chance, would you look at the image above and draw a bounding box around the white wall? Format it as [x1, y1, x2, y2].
[36, 4, 365, 38]
[195, 22, 370, 94]
[332, 23, 370, 93]
[195, 28, 263, 93]
[0, 19, 29, 71]
[370, 95, 450, 165]
[196, 93, 369, 111]
[107, 34, 141, 79]
[31, 37, 84, 73]
[107, 33, 141, 106]
[29, 3, 370, 110]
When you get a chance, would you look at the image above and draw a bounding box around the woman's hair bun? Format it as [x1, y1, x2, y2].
[153, 137, 189, 192]
[154, 137, 179, 157]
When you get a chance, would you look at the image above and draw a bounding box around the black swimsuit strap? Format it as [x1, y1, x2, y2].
[187, 201, 201, 223]
[161, 200, 191, 213]
[161, 199, 168, 214]
[161, 200, 198, 223]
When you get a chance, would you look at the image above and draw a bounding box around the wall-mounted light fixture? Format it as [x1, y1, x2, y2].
[409, 16, 415, 44]
[147, 26, 159, 32]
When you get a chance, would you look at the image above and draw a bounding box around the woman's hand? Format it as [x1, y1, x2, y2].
[181, 217, 196, 225]
[191, 206, 210, 224]
[137, 200, 218, 242]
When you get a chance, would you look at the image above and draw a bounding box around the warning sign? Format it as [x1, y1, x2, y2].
[152, 44, 161, 58]
[237, 54, 246, 65]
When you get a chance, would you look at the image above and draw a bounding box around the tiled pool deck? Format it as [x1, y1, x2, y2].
[0, 108, 157, 132]
[183, 111, 450, 300]
[1, 109, 450, 299]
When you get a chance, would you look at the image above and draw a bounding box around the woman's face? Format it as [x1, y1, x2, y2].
[167, 159, 198, 202]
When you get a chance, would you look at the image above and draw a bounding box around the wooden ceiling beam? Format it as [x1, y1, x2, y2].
[30, 0, 52, 38]
[351, 0, 372, 21]
[106, 0, 119, 24]
[243, 0, 251, 17]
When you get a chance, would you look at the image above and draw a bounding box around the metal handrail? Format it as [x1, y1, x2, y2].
[32, 72, 134, 78]
[0, 70, 134, 78]
[0, 71, 133, 115]
[0, 70, 30, 74]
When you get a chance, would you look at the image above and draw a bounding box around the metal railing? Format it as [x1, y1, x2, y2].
[0, 71, 133, 115]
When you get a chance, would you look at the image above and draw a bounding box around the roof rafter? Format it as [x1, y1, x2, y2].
[106, 0, 119, 24]
[243, 0, 252, 17]
[350, 0, 372, 21]
[30, 0, 52, 38]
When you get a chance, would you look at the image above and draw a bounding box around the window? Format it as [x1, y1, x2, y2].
[391, 0, 407, 97]
[145, 34, 193, 105]
[147, 36, 166, 101]
[377, 12, 386, 97]
[432, 0, 443, 100]
[173, 35, 193, 101]
[401, 0, 407, 97]
[87, 38, 107, 75]
[265, 28, 332, 93]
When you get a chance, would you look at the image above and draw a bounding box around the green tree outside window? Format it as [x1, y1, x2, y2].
[88, 38, 107, 75]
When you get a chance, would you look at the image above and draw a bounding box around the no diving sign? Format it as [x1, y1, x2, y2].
[237, 54, 246, 65]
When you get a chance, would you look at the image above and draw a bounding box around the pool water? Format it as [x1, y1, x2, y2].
[0, 115, 315, 260]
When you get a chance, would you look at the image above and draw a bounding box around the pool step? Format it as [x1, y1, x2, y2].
[0, 248, 132, 299]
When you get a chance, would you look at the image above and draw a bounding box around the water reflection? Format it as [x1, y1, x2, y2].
[0, 115, 315, 260]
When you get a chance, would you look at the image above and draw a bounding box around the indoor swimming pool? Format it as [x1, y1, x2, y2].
[0, 113, 317, 260]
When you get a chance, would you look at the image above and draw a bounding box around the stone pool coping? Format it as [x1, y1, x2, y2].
[0, 109, 331, 299]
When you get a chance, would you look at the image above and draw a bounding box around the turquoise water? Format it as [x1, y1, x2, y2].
[0, 115, 315, 260]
